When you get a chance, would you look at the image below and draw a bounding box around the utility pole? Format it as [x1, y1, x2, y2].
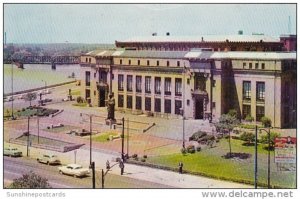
[268, 127, 271, 189]
[254, 125, 258, 189]
[101, 169, 104, 189]
[127, 118, 129, 157]
[27, 116, 30, 157]
[11, 57, 14, 120]
[89, 115, 92, 165]
[91, 161, 95, 189]
[37, 117, 40, 144]
[121, 117, 125, 161]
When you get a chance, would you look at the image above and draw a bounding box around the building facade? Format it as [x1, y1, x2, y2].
[80, 48, 296, 128]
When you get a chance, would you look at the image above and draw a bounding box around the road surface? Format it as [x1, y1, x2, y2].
[4, 157, 173, 188]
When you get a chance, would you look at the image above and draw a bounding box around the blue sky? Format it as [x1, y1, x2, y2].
[4, 4, 296, 44]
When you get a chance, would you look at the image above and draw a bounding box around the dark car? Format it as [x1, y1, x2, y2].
[67, 129, 91, 137]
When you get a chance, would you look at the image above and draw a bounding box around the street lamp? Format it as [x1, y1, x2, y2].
[27, 116, 30, 157]
[11, 58, 15, 120]
[42, 80, 47, 94]
[180, 108, 185, 149]
[259, 127, 271, 189]
[116, 117, 125, 162]
[80, 113, 93, 165]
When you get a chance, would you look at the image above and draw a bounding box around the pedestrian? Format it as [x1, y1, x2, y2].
[178, 162, 183, 174]
[119, 160, 124, 175]
[106, 160, 110, 170]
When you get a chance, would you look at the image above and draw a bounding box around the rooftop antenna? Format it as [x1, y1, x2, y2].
[288, 16, 291, 34]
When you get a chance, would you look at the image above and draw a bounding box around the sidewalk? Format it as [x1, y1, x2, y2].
[4, 142, 252, 188]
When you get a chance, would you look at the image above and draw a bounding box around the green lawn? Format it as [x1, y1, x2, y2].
[92, 131, 119, 142]
[147, 139, 296, 188]
[70, 89, 81, 96]
[73, 102, 88, 107]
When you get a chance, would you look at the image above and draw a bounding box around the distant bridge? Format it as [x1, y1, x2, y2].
[11, 55, 80, 69]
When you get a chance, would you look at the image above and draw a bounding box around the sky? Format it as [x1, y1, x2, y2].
[4, 4, 297, 44]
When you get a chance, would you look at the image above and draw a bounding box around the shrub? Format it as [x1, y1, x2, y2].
[189, 131, 207, 141]
[196, 146, 201, 152]
[132, 154, 138, 158]
[240, 132, 255, 145]
[198, 135, 215, 143]
[141, 158, 146, 162]
[187, 145, 196, 153]
[76, 96, 84, 103]
[143, 155, 147, 159]
[261, 117, 272, 127]
[228, 109, 238, 118]
[245, 114, 254, 122]
[181, 148, 187, 154]
[22, 108, 25, 112]
[260, 132, 280, 150]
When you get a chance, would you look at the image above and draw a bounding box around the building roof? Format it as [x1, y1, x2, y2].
[85, 49, 296, 60]
[118, 35, 280, 43]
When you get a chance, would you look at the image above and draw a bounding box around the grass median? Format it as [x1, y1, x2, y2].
[146, 139, 296, 188]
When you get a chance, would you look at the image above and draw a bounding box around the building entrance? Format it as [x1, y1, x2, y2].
[99, 87, 106, 107]
[195, 99, 204, 119]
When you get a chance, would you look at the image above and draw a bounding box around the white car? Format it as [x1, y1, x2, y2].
[37, 154, 61, 165]
[58, 164, 90, 178]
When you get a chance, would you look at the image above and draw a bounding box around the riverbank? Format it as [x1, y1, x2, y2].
[4, 80, 77, 97]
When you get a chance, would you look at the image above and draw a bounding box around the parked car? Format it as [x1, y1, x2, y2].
[4, 147, 22, 157]
[67, 129, 91, 136]
[58, 164, 90, 178]
[38, 98, 52, 104]
[37, 154, 61, 165]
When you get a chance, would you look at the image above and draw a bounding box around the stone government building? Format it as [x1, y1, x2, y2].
[80, 34, 296, 128]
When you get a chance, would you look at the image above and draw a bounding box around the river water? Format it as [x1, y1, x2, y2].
[4, 64, 81, 94]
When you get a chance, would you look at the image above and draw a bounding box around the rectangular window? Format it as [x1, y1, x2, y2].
[255, 63, 259, 69]
[212, 80, 216, 87]
[155, 98, 161, 112]
[187, 78, 190, 85]
[118, 95, 124, 108]
[175, 100, 182, 115]
[118, 74, 124, 91]
[177, 61, 180, 67]
[243, 81, 251, 100]
[85, 71, 90, 86]
[94, 90, 96, 96]
[136, 76, 142, 92]
[155, 77, 161, 94]
[187, 99, 190, 106]
[243, 62, 246, 69]
[145, 97, 151, 111]
[256, 82, 265, 101]
[85, 89, 90, 98]
[147, 60, 150, 66]
[167, 61, 169, 67]
[242, 105, 251, 119]
[127, 75, 133, 92]
[86, 58, 88, 62]
[127, 96, 132, 109]
[94, 72, 96, 78]
[249, 63, 252, 69]
[145, 76, 151, 93]
[138, 60, 140, 65]
[136, 96, 142, 110]
[165, 78, 171, 95]
[157, 60, 159, 66]
[164, 99, 171, 113]
[128, 60, 131, 65]
[256, 106, 265, 121]
[175, 78, 182, 96]
[89, 58, 91, 63]
[120, 59, 122, 65]
[261, 63, 265, 70]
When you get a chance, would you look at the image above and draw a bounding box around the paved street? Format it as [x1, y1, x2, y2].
[4, 156, 173, 189]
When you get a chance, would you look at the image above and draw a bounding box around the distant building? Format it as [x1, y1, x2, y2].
[80, 47, 296, 128]
[115, 34, 291, 51]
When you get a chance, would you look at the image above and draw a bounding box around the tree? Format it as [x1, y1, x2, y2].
[8, 171, 51, 188]
[215, 114, 240, 157]
[260, 132, 281, 151]
[23, 92, 37, 106]
[240, 132, 255, 146]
